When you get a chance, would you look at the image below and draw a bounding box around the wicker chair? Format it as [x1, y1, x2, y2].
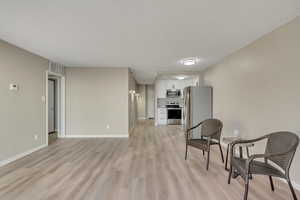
[228, 131, 299, 200]
[185, 118, 224, 170]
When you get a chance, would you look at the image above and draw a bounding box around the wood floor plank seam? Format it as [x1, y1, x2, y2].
[0, 120, 299, 200]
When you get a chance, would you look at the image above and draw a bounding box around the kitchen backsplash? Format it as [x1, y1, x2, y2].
[157, 98, 184, 107]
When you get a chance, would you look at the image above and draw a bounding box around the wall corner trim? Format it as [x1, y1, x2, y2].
[0, 144, 47, 168]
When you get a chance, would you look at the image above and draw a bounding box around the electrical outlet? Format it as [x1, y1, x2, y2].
[106, 125, 110, 129]
[34, 134, 38, 141]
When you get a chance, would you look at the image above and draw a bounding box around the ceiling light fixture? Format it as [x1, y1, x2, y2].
[177, 76, 185, 80]
[179, 57, 201, 66]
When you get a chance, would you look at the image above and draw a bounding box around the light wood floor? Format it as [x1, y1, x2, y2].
[48, 132, 58, 145]
[0, 120, 298, 200]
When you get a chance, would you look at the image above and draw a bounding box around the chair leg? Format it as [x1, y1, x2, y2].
[228, 164, 233, 184]
[287, 178, 298, 200]
[206, 150, 210, 170]
[218, 143, 224, 163]
[185, 144, 188, 160]
[202, 150, 205, 156]
[269, 176, 275, 191]
[244, 175, 250, 200]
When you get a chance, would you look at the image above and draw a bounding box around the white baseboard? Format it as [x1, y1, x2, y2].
[278, 178, 300, 192]
[292, 180, 300, 192]
[138, 117, 146, 120]
[0, 144, 47, 168]
[64, 134, 129, 138]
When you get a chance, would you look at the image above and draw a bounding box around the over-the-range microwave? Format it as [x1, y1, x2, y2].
[166, 89, 181, 98]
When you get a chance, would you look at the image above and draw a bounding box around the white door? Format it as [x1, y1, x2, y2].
[48, 80, 55, 133]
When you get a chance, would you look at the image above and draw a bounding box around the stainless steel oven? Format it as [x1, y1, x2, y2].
[167, 105, 182, 125]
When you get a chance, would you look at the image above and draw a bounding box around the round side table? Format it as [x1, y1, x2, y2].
[223, 136, 254, 171]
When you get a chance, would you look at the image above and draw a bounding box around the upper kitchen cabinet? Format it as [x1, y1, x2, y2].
[155, 77, 200, 99]
[156, 80, 167, 98]
[166, 80, 174, 90]
[176, 80, 186, 90]
[156, 80, 181, 98]
[165, 80, 186, 90]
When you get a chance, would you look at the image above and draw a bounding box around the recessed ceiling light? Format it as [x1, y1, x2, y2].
[179, 57, 201, 66]
[183, 59, 195, 66]
[177, 76, 185, 80]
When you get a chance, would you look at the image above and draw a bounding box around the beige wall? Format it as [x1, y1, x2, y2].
[66, 67, 130, 136]
[128, 71, 137, 132]
[203, 16, 300, 183]
[0, 40, 48, 163]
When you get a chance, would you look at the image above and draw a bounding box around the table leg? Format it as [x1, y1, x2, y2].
[233, 147, 241, 179]
[239, 146, 243, 158]
[246, 147, 253, 179]
[232, 146, 244, 178]
[246, 147, 250, 158]
[225, 144, 229, 170]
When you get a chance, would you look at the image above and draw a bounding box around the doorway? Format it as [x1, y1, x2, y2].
[48, 78, 57, 144]
[46, 71, 66, 145]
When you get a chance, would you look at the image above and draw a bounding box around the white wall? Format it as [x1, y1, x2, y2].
[65, 67, 130, 137]
[137, 84, 147, 119]
[203, 16, 300, 184]
[0, 40, 48, 163]
[146, 85, 155, 118]
[128, 71, 137, 132]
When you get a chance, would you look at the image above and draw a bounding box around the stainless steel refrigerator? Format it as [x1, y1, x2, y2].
[183, 86, 212, 138]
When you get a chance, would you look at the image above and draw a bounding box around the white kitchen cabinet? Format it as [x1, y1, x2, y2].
[156, 80, 167, 98]
[155, 77, 199, 126]
[166, 80, 173, 90]
[157, 108, 167, 125]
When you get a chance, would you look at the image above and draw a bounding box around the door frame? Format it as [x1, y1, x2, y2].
[45, 70, 66, 146]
